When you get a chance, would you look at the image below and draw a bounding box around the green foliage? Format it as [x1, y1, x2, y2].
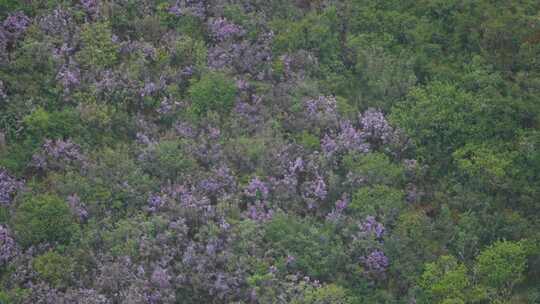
[295, 284, 352, 304]
[76, 22, 119, 69]
[13, 194, 77, 247]
[453, 144, 513, 190]
[149, 139, 198, 181]
[475, 240, 527, 297]
[188, 71, 237, 118]
[418, 255, 472, 303]
[32, 251, 73, 288]
[170, 36, 207, 69]
[350, 185, 404, 224]
[343, 152, 404, 186]
[263, 214, 347, 281]
[390, 82, 478, 169]
[23, 108, 83, 143]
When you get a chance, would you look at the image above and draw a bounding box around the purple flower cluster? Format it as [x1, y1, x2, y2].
[39, 9, 72, 37]
[359, 216, 385, 239]
[361, 249, 389, 275]
[150, 266, 171, 289]
[326, 195, 349, 222]
[304, 95, 338, 126]
[244, 177, 269, 200]
[57, 63, 81, 92]
[80, 0, 100, 18]
[67, 194, 89, 221]
[0, 225, 16, 265]
[301, 175, 327, 209]
[169, 0, 206, 19]
[0, 168, 22, 206]
[2, 12, 31, 40]
[359, 108, 395, 145]
[209, 18, 246, 42]
[199, 165, 236, 197]
[245, 200, 273, 222]
[31, 138, 86, 170]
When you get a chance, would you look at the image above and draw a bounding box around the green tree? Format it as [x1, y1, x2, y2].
[76, 22, 119, 69]
[33, 251, 73, 288]
[475, 240, 527, 299]
[13, 194, 77, 247]
[418, 255, 473, 303]
[188, 71, 237, 118]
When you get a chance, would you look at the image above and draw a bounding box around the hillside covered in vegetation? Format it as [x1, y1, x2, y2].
[1, 0, 540, 303]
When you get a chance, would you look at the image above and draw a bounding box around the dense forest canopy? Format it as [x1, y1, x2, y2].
[0, 0, 539, 303]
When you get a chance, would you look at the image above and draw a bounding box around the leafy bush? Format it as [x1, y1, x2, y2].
[13, 194, 77, 247]
[188, 71, 237, 118]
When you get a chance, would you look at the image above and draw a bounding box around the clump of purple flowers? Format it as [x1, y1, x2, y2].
[361, 249, 389, 276]
[147, 193, 167, 212]
[169, 0, 206, 19]
[245, 200, 273, 222]
[0, 168, 23, 206]
[326, 195, 349, 222]
[244, 177, 269, 200]
[359, 216, 385, 239]
[304, 95, 338, 126]
[67, 193, 89, 221]
[301, 175, 327, 209]
[31, 138, 86, 170]
[80, 0, 100, 18]
[57, 63, 81, 92]
[0, 225, 16, 265]
[2, 12, 31, 40]
[359, 108, 395, 145]
[209, 18, 245, 42]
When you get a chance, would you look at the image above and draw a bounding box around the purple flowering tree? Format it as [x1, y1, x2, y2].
[0, 168, 23, 206]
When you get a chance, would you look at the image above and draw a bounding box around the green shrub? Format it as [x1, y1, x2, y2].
[76, 22, 119, 69]
[13, 194, 77, 247]
[475, 240, 527, 297]
[33, 251, 73, 287]
[188, 71, 237, 118]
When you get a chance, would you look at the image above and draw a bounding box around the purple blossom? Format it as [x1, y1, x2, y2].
[321, 134, 338, 156]
[175, 121, 197, 138]
[209, 18, 245, 42]
[80, 0, 100, 18]
[286, 255, 296, 265]
[67, 193, 89, 221]
[39, 9, 72, 37]
[147, 193, 166, 212]
[0, 225, 16, 265]
[361, 249, 389, 275]
[169, 0, 206, 18]
[151, 266, 171, 289]
[245, 200, 273, 222]
[302, 175, 327, 209]
[199, 165, 236, 196]
[337, 120, 370, 153]
[244, 177, 269, 200]
[304, 96, 338, 125]
[57, 64, 81, 92]
[31, 138, 86, 170]
[0, 168, 22, 206]
[140, 81, 158, 97]
[2, 12, 31, 40]
[359, 108, 395, 144]
[359, 216, 385, 239]
[326, 195, 349, 222]
[288, 157, 304, 174]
